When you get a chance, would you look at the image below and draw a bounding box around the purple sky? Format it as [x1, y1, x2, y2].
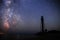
[0, 0, 60, 33]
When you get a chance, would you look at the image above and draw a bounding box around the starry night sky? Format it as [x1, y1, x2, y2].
[0, 0, 60, 33]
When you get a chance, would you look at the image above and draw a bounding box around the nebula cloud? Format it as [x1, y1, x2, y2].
[2, 0, 24, 32]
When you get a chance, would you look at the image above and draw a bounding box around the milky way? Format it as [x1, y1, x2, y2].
[2, 0, 24, 32]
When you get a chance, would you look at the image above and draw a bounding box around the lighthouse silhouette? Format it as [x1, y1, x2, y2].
[41, 16, 44, 32]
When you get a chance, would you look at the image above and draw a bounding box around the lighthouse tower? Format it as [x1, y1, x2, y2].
[41, 16, 44, 32]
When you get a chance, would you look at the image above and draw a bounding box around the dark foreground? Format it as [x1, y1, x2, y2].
[0, 34, 40, 40]
[0, 31, 60, 40]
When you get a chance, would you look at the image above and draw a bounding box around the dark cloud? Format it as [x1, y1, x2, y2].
[46, 0, 60, 9]
[0, 0, 3, 6]
[0, 0, 3, 4]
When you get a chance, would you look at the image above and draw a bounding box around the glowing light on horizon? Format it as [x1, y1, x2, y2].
[4, 21, 9, 30]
